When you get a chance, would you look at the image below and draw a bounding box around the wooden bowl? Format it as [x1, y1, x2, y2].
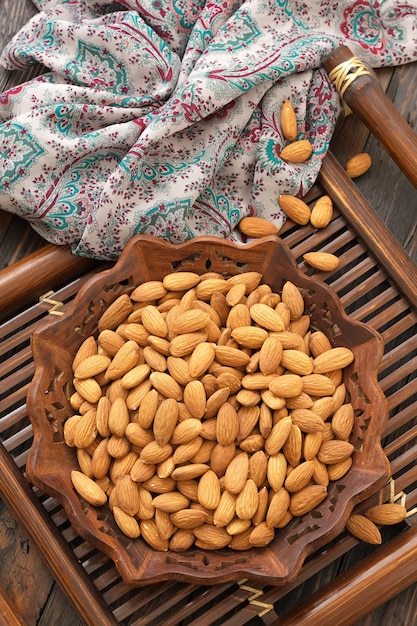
[27, 235, 390, 586]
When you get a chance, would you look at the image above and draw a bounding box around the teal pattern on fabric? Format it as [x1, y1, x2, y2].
[0, 0, 416, 259]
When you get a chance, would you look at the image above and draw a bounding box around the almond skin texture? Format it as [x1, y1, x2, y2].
[303, 252, 340, 272]
[346, 514, 382, 544]
[278, 195, 311, 225]
[238, 216, 279, 238]
[312, 347, 355, 373]
[310, 195, 333, 228]
[98, 294, 133, 331]
[280, 139, 312, 163]
[71, 470, 107, 507]
[345, 152, 372, 178]
[280, 99, 298, 141]
[365, 503, 407, 526]
[289, 485, 328, 516]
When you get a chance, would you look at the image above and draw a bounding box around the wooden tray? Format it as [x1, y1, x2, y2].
[1, 49, 417, 625]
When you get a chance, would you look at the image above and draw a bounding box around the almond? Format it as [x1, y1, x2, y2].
[170, 508, 208, 529]
[331, 403, 355, 440]
[108, 397, 130, 438]
[226, 282, 247, 307]
[269, 373, 303, 398]
[139, 519, 169, 551]
[169, 331, 208, 357]
[169, 529, 195, 552]
[281, 281, 304, 320]
[98, 294, 133, 331]
[312, 347, 354, 373]
[249, 522, 275, 547]
[195, 278, 230, 301]
[365, 503, 407, 526]
[183, 379, 206, 418]
[224, 452, 249, 495]
[303, 431, 323, 461]
[72, 409, 97, 449]
[310, 195, 333, 228]
[259, 336, 283, 375]
[238, 216, 279, 238]
[309, 331, 333, 356]
[170, 309, 211, 334]
[71, 470, 107, 506]
[194, 524, 231, 550]
[73, 378, 102, 404]
[154, 508, 175, 540]
[284, 460, 315, 492]
[130, 458, 156, 483]
[267, 452, 287, 491]
[115, 474, 141, 516]
[196, 469, 221, 510]
[279, 195, 311, 225]
[119, 363, 151, 390]
[162, 272, 201, 292]
[213, 490, 237, 527]
[346, 514, 381, 544]
[280, 139, 312, 163]
[140, 441, 173, 464]
[252, 485, 269, 526]
[188, 342, 216, 378]
[291, 408, 325, 433]
[171, 419, 203, 445]
[226, 303, 252, 329]
[227, 271, 263, 293]
[122, 323, 150, 345]
[264, 416, 292, 455]
[327, 456, 353, 480]
[289, 484, 327, 516]
[130, 280, 166, 302]
[113, 506, 141, 539]
[72, 336, 98, 373]
[280, 99, 297, 141]
[303, 251, 340, 272]
[282, 424, 303, 468]
[140, 305, 168, 338]
[317, 439, 354, 464]
[235, 479, 259, 520]
[345, 152, 372, 178]
[280, 349, 313, 375]
[214, 345, 251, 367]
[105, 340, 141, 380]
[152, 492, 190, 513]
[266, 487, 290, 527]
[231, 326, 269, 349]
[126, 379, 153, 411]
[149, 371, 183, 400]
[153, 397, 178, 446]
[248, 450, 268, 488]
[74, 354, 111, 380]
[301, 373, 336, 397]
[249, 303, 286, 332]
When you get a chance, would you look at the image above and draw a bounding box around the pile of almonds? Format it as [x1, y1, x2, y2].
[65, 269, 363, 552]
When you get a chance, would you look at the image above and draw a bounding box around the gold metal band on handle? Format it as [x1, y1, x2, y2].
[328, 56, 372, 115]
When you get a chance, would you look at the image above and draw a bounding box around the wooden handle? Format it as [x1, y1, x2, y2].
[279, 525, 417, 625]
[323, 46, 417, 188]
[0, 443, 118, 626]
[0, 244, 100, 319]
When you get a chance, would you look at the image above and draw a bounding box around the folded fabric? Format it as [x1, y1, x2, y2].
[1, 0, 416, 260]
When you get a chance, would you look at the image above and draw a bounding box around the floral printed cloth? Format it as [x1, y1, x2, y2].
[1, 1, 417, 260]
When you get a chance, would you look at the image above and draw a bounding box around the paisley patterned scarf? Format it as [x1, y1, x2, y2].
[1, 0, 416, 259]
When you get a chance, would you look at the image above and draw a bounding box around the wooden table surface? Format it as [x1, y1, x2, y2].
[1, 1, 417, 625]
